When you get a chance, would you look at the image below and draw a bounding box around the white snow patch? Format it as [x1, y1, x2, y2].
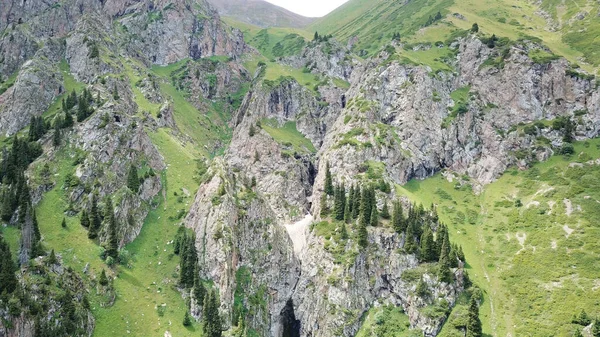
[284, 214, 313, 257]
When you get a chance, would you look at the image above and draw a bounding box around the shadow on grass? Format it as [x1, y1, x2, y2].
[118, 270, 143, 287]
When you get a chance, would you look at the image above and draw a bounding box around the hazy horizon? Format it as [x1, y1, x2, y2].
[263, 0, 349, 17]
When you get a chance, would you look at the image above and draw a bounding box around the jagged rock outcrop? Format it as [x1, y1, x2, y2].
[282, 40, 356, 81]
[0, 256, 94, 337]
[311, 36, 600, 213]
[186, 159, 300, 334]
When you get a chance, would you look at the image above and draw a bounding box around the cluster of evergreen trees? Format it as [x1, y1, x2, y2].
[28, 116, 48, 142]
[322, 165, 464, 282]
[174, 227, 222, 335]
[424, 11, 443, 27]
[312, 32, 333, 43]
[0, 234, 17, 298]
[79, 195, 118, 260]
[62, 88, 95, 123]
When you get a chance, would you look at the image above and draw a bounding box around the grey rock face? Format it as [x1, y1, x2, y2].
[0, 40, 63, 136]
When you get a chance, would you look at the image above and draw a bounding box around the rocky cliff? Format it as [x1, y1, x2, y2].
[184, 32, 600, 337]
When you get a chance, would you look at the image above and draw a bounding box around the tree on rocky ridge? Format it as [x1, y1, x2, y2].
[324, 162, 334, 196]
[127, 164, 140, 192]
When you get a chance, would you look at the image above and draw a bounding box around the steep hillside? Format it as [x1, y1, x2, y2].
[0, 0, 599, 336]
[207, 0, 315, 28]
[310, 0, 600, 72]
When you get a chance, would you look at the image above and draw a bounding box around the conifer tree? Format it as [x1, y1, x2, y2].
[404, 221, 417, 254]
[466, 296, 482, 337]
[438, 234, 452, 283]
[112, 84, 120, 100]
[64, 110, 74, 127]
[324, 162, 334, 196]
[334, 184, 346, 221]
[343, 194, 351, 224]
[127, 164, 140, 192]
[104, 197, 119, 260]
[194, 271, 206, 307]
[392, 201, 404, 233]
[52, 123, 61, 147]
[80, 209, 90, 228]
[420, 227, 436, 262]
[593, 318, 600, 337]
[358, 219, 368, 248]
[88, 195, 101, 239]
[340, 222, 348, 240]
[99, 269, 108, 286]
[352, 185, 361, 219]
[380, 201, 390, 219]
[48, 249, 57, 265]
[320, 192, 329, 217]
[0, 235, 17, 294]
[203, 290, 222, 337]
[369, 203, 378, 227]
[183, 311, 192, 326]
[347, 185, 355, 216]
[359, 187, 371, 225]
[61, 217, 67, 228]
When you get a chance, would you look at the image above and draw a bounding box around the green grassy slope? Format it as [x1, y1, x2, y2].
[395, 139, 600, 336]
[310, 0, 599, 72]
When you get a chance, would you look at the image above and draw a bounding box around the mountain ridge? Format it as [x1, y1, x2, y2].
[207, 0, 315, 28]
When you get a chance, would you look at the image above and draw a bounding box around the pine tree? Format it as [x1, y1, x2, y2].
[593, 318, 600, 337]
[324, 162, 334, 196]
[127, 164, 140, 192]
[392, 201, 404, 233]
[347, 185, 355, 216]
[52, 123, 61, 147]
[203, 290, 222, 337]
[343, 193, 351, 223]
[380, 201, 390, 219]
[48, 249, 57, 265]
[88, 195, 101, 239]
[0, 235, 17, 294]
[352, 185, 361, 219]
[438, 233, 452, 283]
[80, 209, 90, 228]
[359, 187, 371, 225]
[320, 193, 329, 217]
[466, 296, 482, 337]
[64, 110, 74, 127]
[194, 271, 206, 307]
[340, 222, 348, 240]
[471, 23, 479, 33]
[313, 31, 319, 41]
[112, 84, 120, 100]
[104, 197, 119, 260]
[420, 227, 436, 262]
[61, 217, 67, 228]
[358, 219, 368, 248]
[404, 221, 417, 254]
[334, 184, 345, 221]
[99, 269, 108, 286]
[369, 203, 378, 227]
[183, 311, 192, 326]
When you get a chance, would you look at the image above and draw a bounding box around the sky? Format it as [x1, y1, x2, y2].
[264, 0, 349, 17]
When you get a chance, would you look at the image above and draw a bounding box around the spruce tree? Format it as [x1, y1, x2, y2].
[380, 201, 390, 219]
[127, 164, 140, 192]
[203, 290, 222, 337]
[104, 198, 119, 260]
[183, 311, 192, 326]
[404, 221, 417, 254]
[80, 209, 90, 228]
[593, 318, 600, 337]
[392, 201, 404, 233]
[99, 269, 108, 286]
[340, 222, 348, 240]
[194, 271, 206, 307]
[352, 185, 361, 219]
[61, 217, 67, 228]
[334, 184, 346, 221]
[438, 234, 452, 283]
[343, 194, 351, 224]
[466, 296, 482, 337]
[319, 192, 329, 217]
[347, 185, 355, 216]
[369, 203, 378, 227]
[64, 110, 74, 127]
[324, 162, 334, 196]
[359, 187, 371, 225]
[420, 227, 436, 262]
[0, 235, 17, 294]
[88, 195, 101, 239]
[52, 124, 61, 147]
[48, 249, 57, 265]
